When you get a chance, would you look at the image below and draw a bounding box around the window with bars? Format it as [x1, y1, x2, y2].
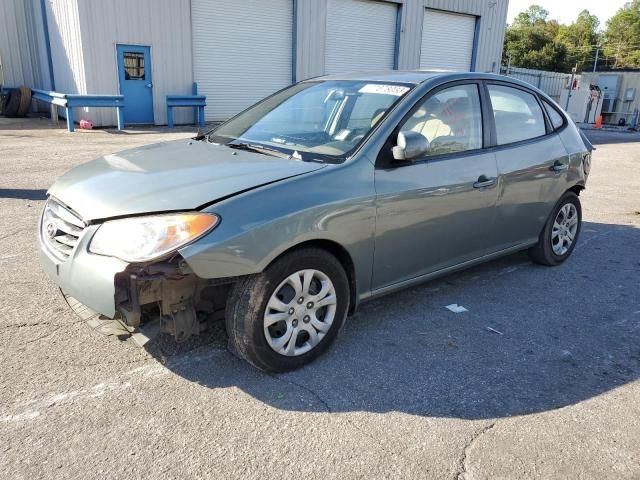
[123, 52, 145, 80]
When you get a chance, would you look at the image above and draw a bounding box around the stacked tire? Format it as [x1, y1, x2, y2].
[2, 85, 31, 117]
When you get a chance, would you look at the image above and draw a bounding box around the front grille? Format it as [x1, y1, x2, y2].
[41, 199, 86, 260]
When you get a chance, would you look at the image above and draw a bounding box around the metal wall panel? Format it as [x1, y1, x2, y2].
[0, 0, 51, 89]
[422, 0, 507, 73]
[503, 66, 575, 102]
[420, 9, 475, 71]
[395, 0, 422, 70]
[45, 0, 86, 94]
[297, 0, 507, 78]
[75, 0, 193, 126]
[325, 0, 398, 74]
[296, 0, 328, 80]
[192, 0, 293, 121]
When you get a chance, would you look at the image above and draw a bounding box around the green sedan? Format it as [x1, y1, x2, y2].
[39, 71, 592, 371]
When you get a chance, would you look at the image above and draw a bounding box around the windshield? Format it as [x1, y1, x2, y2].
[206, 80, 413, 162]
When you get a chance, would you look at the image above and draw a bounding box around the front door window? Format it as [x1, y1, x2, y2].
[399, 84, 483, 157]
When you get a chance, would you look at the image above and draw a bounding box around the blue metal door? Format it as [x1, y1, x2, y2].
[116, 44, 154, 124]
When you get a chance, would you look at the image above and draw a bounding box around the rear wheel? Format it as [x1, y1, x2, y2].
[529, 192, 582, 266]
[225, 248, 350, 372]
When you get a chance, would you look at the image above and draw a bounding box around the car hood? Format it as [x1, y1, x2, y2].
[48, 139, 326, 221]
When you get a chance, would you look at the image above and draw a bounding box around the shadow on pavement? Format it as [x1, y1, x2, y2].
[146, 221, 640, 419]
[0, 188, 48, 200]
[583, 129, 640, 145]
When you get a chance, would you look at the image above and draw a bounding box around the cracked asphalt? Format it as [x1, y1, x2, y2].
[1, 117, 639, 479]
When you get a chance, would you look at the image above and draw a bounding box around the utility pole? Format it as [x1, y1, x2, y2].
[565, 65, 577, 111]
[593, 47, 600, 73]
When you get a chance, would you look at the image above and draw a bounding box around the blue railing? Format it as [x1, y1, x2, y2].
[6, 86, 208, 131]
[31, 89, 125, 132]
[166, 83, 206, 128]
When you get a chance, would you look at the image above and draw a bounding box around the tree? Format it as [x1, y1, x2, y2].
[603, 0, 640, 67]
[512, 5, 550, 27]
[557, 10, 601, 71]
[504, 4, 640, 71]
[502, 5, 571, 71]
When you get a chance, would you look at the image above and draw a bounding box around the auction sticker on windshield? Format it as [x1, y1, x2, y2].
[358, 84, 410, 96]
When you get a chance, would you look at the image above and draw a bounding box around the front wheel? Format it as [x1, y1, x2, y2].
[529, 192, 582, 266]
[225, 248, 350, 372]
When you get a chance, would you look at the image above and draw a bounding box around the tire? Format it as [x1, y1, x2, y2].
[17, 86, 32, 117]
[529, 192, 582, 266]
[4, 89, 21, 117]
[225, 248, 350, 372]
[0, 92, 10, 115]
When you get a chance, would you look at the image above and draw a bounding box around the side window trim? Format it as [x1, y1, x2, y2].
[540, 97, 568, 133]
[534, 93, 554, 135]
[375, 80, 486, 168]
[484, 81, 551, 149]
[479, 81, 497, 147]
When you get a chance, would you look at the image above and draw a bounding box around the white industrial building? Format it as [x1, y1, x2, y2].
[1, 0, 508, 127]
[580, 70, 640, 127]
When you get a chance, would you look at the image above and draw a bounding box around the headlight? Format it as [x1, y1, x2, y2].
[89, 213, 219, 262]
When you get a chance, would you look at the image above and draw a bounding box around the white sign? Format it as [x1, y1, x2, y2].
[359, 84, 410, 97]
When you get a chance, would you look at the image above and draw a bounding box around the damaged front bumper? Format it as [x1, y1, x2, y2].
[39, 200, 235, 343]
[39, 223, 128, 318]
[40, 224, 232, 343]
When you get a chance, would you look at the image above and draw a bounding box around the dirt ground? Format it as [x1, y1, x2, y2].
[1, 117, 639, 479]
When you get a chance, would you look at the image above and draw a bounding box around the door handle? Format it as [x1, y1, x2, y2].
[473, 175, 496, 189]
[551, 161, 569, 172]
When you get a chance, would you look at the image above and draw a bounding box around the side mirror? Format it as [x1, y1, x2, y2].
[392, 131, 430, 161]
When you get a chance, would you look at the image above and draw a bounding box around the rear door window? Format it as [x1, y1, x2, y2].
[488, 85, 546, 145]
[542, 99, 565, 130]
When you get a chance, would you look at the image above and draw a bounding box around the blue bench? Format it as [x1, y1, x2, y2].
[166, 83, 206, 128]
[31, 88, 125, 132]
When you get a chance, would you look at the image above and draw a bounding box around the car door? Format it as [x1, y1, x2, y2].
[372, 82, 499, 290]
[486, 83, 571, 250]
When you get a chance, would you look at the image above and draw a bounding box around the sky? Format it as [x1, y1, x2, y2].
[507, 0, 629, 28]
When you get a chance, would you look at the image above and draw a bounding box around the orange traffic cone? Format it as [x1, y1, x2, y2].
[595, 115, 603, 129]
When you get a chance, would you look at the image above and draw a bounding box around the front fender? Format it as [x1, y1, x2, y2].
[178, 158, 376, 297]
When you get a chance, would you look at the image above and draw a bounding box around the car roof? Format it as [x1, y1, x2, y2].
[306, 70, 536, 88]
[307, 70, 443, 84]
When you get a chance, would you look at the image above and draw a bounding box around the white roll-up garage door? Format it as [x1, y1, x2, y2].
[420, 9, 476, 71]
[325, 0, 398, 74]
[192, 0, 293, 121]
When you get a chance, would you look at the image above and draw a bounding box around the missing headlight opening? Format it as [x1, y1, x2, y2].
[113, 257, 234, 344]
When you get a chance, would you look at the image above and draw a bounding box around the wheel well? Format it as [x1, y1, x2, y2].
[568, 185, 584, 196]
[269, 239, 358, 315]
